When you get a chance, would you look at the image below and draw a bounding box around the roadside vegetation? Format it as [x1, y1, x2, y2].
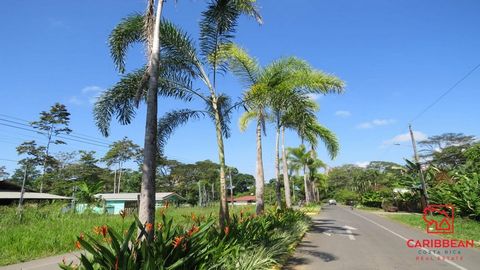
[0, 203, 255, 266]
[387, 213, 480, 247]
[59, 207, 309, 270]
[323, 133, 480, 220]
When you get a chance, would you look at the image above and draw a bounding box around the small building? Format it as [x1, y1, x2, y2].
[0, 180, 70, 205]
[95, 192, 186, 214]
[228, 195, 256, 205]
[0, 191, 71, 205]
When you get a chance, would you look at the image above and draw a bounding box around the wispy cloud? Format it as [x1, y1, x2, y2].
[357, 119, 395, 129]
[68, 85, 104, 106]
[48, 18, 69, 29]
[383, 131, 427, 146]
[335, 110, 351, 118]
[81, 86, 103, 94]
[307, 93, 323, 101]
[355, 161, 369, 168]
[68, 96, 83, 105]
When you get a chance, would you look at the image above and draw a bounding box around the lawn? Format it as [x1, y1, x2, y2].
[387, 213, 480, 247]
[0, 203, 255, 266]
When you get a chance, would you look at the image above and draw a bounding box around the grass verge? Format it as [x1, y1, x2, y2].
[387, 213, 480, 247]
[0, 203, 254, 266]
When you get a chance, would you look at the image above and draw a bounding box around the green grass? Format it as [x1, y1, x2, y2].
[388, 213, 480, 246]
[0, 203, 254, 266]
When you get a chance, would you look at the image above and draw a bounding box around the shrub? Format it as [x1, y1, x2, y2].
[60, 208, 311, 270]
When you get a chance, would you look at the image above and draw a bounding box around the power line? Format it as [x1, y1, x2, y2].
[0, 121, 109, 148]
[410, 62, 480, 122]
[0, 113, 114, 145]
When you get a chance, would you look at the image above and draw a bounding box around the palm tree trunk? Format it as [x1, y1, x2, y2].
[309, 145, 316, 202]
[117, 162, 123, 193]
[113, 167, 117, 193]
[281, 126, 292, 208]
[274, 126, 283, 208]
[303, 164, 311, 203]
[139, 0, 163, 238]
[212, 98, 229, 229]
[255, 119, 265, 215]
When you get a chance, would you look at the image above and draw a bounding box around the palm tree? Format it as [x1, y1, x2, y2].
[223, 45, 343, 209]
[94, 0, 262, 230]
[283, 96, 340, 204]
[269, 64, 343, 208]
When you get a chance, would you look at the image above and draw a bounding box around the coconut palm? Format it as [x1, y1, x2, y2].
[94, 0, 261, 229]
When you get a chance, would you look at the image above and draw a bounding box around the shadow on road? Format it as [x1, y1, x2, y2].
[309, 218, 359, 237]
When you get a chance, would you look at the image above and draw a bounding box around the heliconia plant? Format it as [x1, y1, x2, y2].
[60, 208, 311, 270]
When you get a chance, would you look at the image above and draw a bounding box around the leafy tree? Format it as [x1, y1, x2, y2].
[0, 165, 9, 180]
[419, 133, 475, 160]
[77, 181, 104, 204]
[102, 137, 141, 193]
[31, 103, 72, 192]
[465, 142, 480, 171]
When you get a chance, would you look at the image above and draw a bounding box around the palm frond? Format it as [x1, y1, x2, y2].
[200, 0, 262, 76]
[93, 70, 145, 136]
[238, 110, 257, 132]
[217, 43, 260, 88]
[109, 14, 145, 73]
[157, 109, 205, 155]
[306, 123, 340, 160]
[207, 94, 233, 138]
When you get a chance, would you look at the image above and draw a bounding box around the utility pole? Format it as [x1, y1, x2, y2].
[229, 169, 234, 208]
[408, 124, 429, 209]
[17, 165, 28, 221]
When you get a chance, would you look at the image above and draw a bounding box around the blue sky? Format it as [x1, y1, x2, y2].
[0, 0, 479, 180]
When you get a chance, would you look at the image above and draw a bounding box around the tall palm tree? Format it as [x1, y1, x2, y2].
[283, 96, 340, 204]
[95, 0, 261, 230]
[269, 66, 343, 208]
[223, 45, 343, 209]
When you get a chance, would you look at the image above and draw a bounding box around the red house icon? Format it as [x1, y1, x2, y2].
[422, 205, 454, 234]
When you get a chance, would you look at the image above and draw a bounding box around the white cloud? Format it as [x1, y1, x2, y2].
[335, 110, 351, 118]
[383, 131, 427, 145]
[357, 118, 395, 129]
[355, 161, 369, 168]
[68, 86, 104, 106]
[81, 86, 103, 94]
[68, 96, 83, 105]
[306, 93, 323, 101]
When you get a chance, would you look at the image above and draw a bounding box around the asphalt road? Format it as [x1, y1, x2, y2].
[0, 253, 80, 270]
[285, 205, 480, 270]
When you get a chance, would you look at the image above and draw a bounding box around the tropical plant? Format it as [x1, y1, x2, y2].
[94, 0, 261, 231]
[222, 44, 343, 209]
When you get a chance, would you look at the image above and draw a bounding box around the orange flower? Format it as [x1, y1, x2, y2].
[75, 241, 82, 249]
[145, 223, 153, 233]
[119, 210, 126, 219]
[172, 236, 184, 249]
[191, 212, 196, 221]
[224, 226, 230, 235]
[93, 226, 101, 235]
[187, 225, 199, 237]
[101, 225, 108, 237]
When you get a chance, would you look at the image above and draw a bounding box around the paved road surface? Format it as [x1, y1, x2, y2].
[0, 253, 79, 270]
[285, 205, 480, 270]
